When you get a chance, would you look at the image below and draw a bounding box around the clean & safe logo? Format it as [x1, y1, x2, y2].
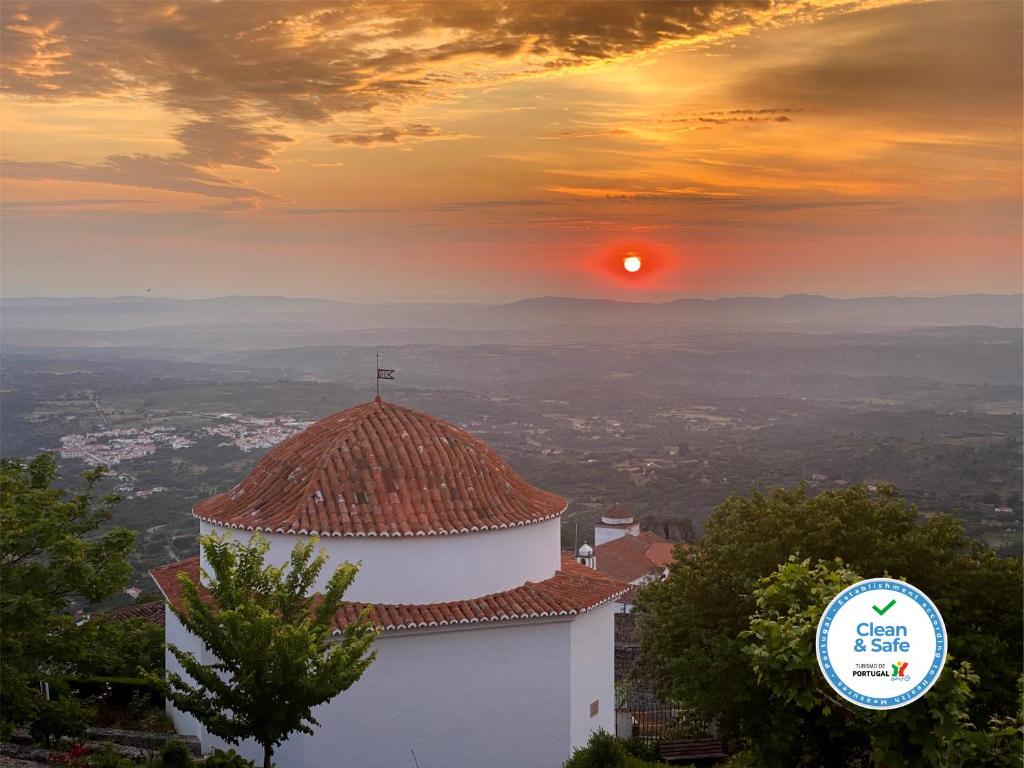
[816, 578, 946, 710]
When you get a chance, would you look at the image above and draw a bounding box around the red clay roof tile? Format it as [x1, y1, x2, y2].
[103, 600, 165, 627]
[603, 505, 634, 520]
[150, 554, 627, 635]
[593, 532, 677, 583]
[193, 400, 566, 538]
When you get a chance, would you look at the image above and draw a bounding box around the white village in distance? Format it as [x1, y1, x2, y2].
[60, 415, 316, 467]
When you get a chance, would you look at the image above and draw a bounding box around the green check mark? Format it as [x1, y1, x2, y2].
[872, 599, 897, 616]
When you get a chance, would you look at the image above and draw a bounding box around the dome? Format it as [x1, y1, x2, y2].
[193, 399, 567, 537]
[577, 543, 594, 557]
[600, 505, 634, 525]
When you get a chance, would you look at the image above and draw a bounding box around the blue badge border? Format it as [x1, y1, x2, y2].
[815, 578, 947, 710]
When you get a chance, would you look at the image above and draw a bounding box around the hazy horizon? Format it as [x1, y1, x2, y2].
[4, 290, 1024, 304]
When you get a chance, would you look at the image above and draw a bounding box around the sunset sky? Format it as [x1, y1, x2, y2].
[1, 0, 1021, 301]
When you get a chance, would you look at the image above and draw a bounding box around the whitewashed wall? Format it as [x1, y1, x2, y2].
[569, 603, 616, 748]
[593, 522, 639, 547]
[164, 606, 308, 766]
[303, 620, 573, 768]
[168, 617, 591, 768]
[163, 606, 206, 740]
[198, 517, 562, 603]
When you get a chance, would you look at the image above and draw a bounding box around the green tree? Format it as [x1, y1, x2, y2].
[637, 484, 1023, 762]
[0, 454, 134, 736]
[743, 557, 990, 767]
[72, 615, 164, 678]
[162, 533, 377, 768]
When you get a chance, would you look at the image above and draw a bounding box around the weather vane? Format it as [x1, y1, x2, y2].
[375, 347, 395, 401]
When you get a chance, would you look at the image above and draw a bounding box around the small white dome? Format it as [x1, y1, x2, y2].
[577, 543, 594, 557]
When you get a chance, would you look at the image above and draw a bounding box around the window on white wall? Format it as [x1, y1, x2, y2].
[590, 699, 599, 718]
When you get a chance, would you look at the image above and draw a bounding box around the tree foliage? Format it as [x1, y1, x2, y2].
[741, 557, 1017, 767]
[162, 533, 377, 768]
[0, 454, 134, 736]
[638, 484, 1023, 764]
[562, 729, 667, 768]
[72, 615, 164, 679]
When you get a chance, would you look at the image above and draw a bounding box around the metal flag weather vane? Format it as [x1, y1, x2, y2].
[375, 347, 395, 400]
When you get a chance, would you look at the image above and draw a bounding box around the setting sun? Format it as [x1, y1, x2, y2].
[623, 254, 642, 273]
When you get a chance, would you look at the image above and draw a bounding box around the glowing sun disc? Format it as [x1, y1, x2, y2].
[623, 254, 642, 273]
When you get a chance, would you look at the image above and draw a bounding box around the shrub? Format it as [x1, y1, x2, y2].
[30, 696, 91, 747]
[155, 741, 193, 768]
[564, 729, 625, 768]
[68, 676, 163, 709]
[563, 729, 669, 768]
[622, 735, 659, 762]
[122, 690, 174, 733]
[73, 616, 164, 679]
[88, 743, 132, 768]
[203, 749, 255, 768]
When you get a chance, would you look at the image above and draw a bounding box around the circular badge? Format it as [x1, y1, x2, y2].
[816, 578, 946, 710]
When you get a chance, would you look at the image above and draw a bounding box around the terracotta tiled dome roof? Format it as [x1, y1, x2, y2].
[193, 400, 566, 537]
[603, 505, 633, 520]
[599, 505, 635, 525]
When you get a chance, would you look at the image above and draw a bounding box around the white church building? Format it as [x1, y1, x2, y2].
[151, 398, 627, 768]
[577, 506, 675, 613]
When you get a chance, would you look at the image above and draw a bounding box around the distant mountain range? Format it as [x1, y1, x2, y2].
[2, 293, 1020, 352]
[491, 293, 1023, 326]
